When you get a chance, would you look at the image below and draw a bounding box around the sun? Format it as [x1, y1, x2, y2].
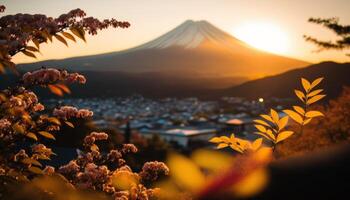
[233, 22, 289, 54]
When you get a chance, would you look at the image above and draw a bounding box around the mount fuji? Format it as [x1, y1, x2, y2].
[20, 20, 308, 78]
[17, 20, 310, 97]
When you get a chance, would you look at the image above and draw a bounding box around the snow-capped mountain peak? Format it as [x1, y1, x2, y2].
[134, 20, 243, 50]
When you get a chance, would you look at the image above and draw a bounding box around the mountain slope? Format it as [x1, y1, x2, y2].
[222, 62, 350, 99]
[19, 20, 308, 79]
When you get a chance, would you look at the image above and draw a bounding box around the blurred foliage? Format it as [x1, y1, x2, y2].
[304, 18, 350, 56]
[276, 86, 350, 157]
[210, 77, 325, 153]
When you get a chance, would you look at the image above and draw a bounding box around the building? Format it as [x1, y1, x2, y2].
[141, 127, 217, 147]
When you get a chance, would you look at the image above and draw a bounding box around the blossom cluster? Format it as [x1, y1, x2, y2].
[53, 105, 93, 120]
[22, 68, 86, 86]
[139, 161, 170, 182]
[0, 5, 129, 69]
[57, 131, 168, 199]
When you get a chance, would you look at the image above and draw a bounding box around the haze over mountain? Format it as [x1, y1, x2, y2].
[19, 20, 308, 82]
[222, 61, 350, 100]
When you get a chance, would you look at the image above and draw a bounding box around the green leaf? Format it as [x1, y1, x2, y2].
[38, 131, 55, 140]
[283, 110, 303, 124]
[276, 131, 294, 143]
[305, 111, 324, 118]
[307, 95, 326, 105]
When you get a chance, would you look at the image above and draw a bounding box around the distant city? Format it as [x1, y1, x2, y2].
[44, 95, 292, 148]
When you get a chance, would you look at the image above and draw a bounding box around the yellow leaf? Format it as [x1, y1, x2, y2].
[305, 111, 324, 118]
[167, 153, 205, 191]
[252, 138, 263, 151]
[260, 114, 274, 123]
[276, 131, 294, 143]
[38, 131, 55, 140]
[293, 106, 305, 115]
[307, 89, 323, 97]
[254, 125, 267, 133]
[90, 144, 99, 151]
[26, 132, 38, 141]
[253, 119, 271, 127]
[283, 110, 303, 124]
[232, 169, 268, 198]
[310, 77, 323, 89]
[54, 34, 68, 46]
[12, 123, 25, 134]
[217, 143, 229, 149]
[277, 116, 289, 130]
[265, 129, 276, 141]
[219, 136, 231, 143]
[28, 166, 43, 174]
[47, 117, 61, 125]
[70, 27, 86, 42]
[230, 144, 244, 153]
[191, 149, 233, 171]
[55, 84, 71, 94]
[254, 131, 275, 142]
[270, 109, 279, 123]
[65, 121, 74, 128]
[294, 90, 305, 102]
[307, 95, 326, 105]
[37, 154, 50, 160]
[22, 50, 36, 58]
[48, 84, 63, 96]
[62, 31, 76, 42]
[21, 158, 42, 167]
[301, 78, 311, 92]
[209, 137, 222, 143]
[303, 118, 312, 125]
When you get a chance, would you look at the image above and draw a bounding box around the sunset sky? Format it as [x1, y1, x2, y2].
[4, 0, 350, 64]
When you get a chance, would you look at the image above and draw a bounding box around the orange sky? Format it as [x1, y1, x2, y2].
[3, 0, 350, 64]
